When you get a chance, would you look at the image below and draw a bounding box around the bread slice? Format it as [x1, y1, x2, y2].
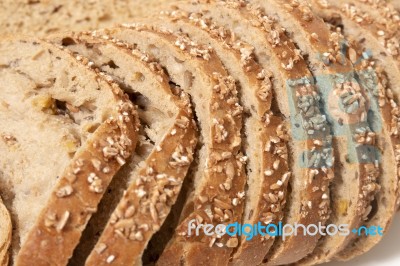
[134, 10, 294, 266]
[157, 3, 332, 265]
[309, 0, 400, 110]
[310, 0, 400, 94]
[174, 1, 338, 265]
[0, 0, 171, 37]
[0, 38, 139, 265]
[335, 37, 399, 262]
[49, 31, 198, 265]
[0, 197, 11, 265]
[73, 24, 246, 265]
[217, 0, 383, 264]
[305, 1, 400, 262]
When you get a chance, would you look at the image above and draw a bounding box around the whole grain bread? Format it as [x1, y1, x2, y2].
[236, 0, 381, 264]
[0, 196, 11, 266]
[96, 23, 246, 266]
[0, 38, 139, 265]
[175, 1, 337, 265]
[0, 0, 399, 265]
[139, 10, 293, 266]
[50, 31, 198, 266]
[306, 0, 400, 263]
[0, 0, 171, 37]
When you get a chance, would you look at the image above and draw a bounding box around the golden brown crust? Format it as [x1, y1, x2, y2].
[240, 0, 380, 264]
[305, 1, 400, 262]
[176, 1, 337, 265]
[171, 1, 337, 265]
[232, 116, 290, 265]
[185, 3, 307, 264]
[2, 0, 398, 265]
[156, 35, 245, 265]
[58, 31, 201, 266]
[334, 38, 399, 262]
[158, 9, 273, 114]
[100, 24, 245, 265]
[85, 110, 197, 265]
[348, 0, 400, 62]
[314, 0, 400, 211]
[15, 42, 140, 266]
[1, 253, 9, 266]
[311, 0, 400, 70]
[150, 9, 291, 265]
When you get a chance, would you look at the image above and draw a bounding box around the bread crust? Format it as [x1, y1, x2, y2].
[335, 38, 399, 262]
[175, 1, 338, 265]
[9, 40, 140, 266]
[306, 0, 400, 262]
[117, 24, 246, 266]
[52, 31, 199, 266]
[238, 0, 381, 264]
[0, 197, 11, 266]
[143, 10, 292, 266]
[0, 0, 398, 265]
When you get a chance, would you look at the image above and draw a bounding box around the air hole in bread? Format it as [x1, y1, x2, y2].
[322, 15, 344, 32]
[34, 78, 56, 90]
[105, 60, 119, 69]
[367, 199, 378, 221]
[54, 99, 68, 114]
[27, 0, 40, 5]
[128, 92, 149, 111]
[61, 37, 77, 47]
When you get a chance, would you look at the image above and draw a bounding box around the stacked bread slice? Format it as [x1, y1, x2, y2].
[307, 0, 400, 263]
[83, 24, 247, 265]
[0, 197, 11, 266]
[0, 38, 140, 265]
[1, 0, 400, 265]
[145, 8, 292, 265]
[50, 30, 199, 265]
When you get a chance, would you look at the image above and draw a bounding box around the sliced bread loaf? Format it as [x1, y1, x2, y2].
[334, 36, 400, 263]
[81, 24, 246, 265]
[0, 38, 139, 265]
[175, 1, 336, 265]
[306, 1, 400, 262]
[137, 10, 293, 266]
[50, 31, 198, 265]
[235, 0, 383, 264]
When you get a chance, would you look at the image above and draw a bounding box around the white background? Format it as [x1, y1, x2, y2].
[326, 214, 400, 266]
